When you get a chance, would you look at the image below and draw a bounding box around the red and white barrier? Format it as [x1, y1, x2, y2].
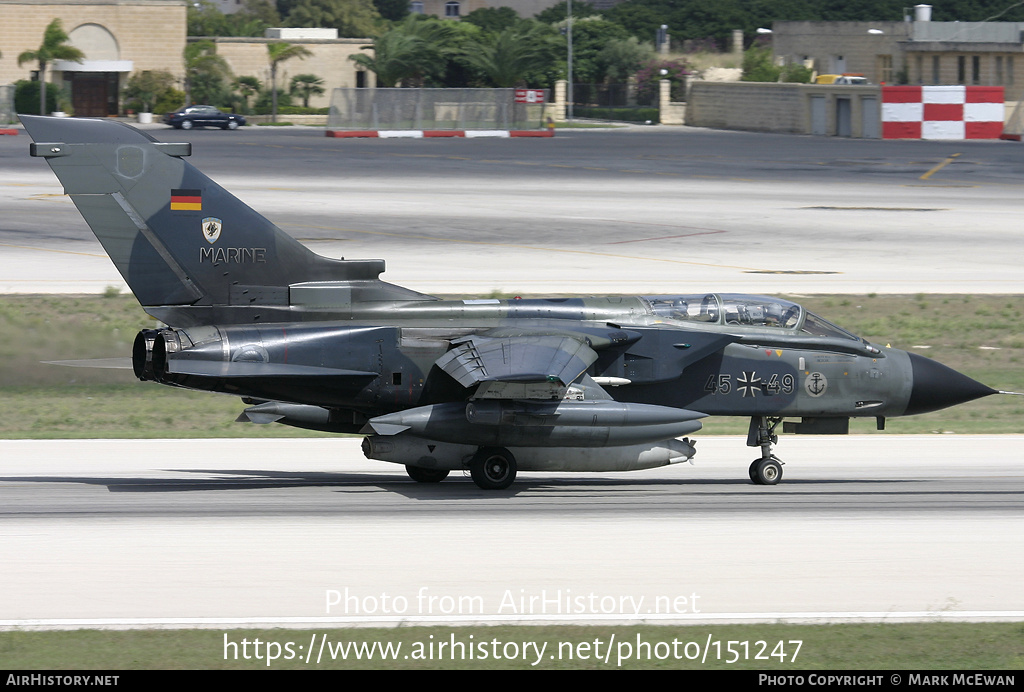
[882, 86, 1004, 140]
[326, 128, 554, 139]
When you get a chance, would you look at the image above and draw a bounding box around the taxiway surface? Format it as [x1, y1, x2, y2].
[2, 125, 1023, 295]
[1, 436, 1021, 628]
[1, 124, 1021, 631]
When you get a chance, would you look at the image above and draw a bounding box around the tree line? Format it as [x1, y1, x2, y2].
[19, 0, 1023, 117]
[130, 40, 322, 120]
[185, 0, 1024, 92]
[191, 0, 1024, 52]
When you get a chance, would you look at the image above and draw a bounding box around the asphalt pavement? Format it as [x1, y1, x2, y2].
[2, 122, 1022, 294]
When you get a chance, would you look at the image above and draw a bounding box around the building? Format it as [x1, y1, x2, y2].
[772, 6, 1022, 91]
[203, 29, 374, 105]
[771, 20, 906, 85]
[410, 0, 559, 20]
[1, 2, 375, 116]
[0, 0, 187, 116]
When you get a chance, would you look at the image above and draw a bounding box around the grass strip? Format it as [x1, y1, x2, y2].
[0, 293, 1020, 438]
[1, 623, 1021, 669]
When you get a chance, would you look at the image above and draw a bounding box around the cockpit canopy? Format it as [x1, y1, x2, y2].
[644, 294, 860, 341]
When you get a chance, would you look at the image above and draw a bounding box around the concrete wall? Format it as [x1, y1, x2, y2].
[686, 81, 808, 133]
[685, 81, 884, 138]
[904, 50, 1022, 87]
[0, 84, 14, 124]
[246, 113, 327, 125]
[203, 37, 373, 109]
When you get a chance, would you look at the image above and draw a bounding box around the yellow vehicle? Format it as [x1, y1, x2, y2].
[815, 73, 868, 85]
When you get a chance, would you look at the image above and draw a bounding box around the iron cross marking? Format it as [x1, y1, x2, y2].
[737, 371, 762, 397]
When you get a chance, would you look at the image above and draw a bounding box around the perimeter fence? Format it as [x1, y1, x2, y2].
[0, 85, 14, 124]
[327, 88, 548, 131]
[570, 83, 659, 122]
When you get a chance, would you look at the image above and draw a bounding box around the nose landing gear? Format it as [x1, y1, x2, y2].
[748, 416, 784, 485]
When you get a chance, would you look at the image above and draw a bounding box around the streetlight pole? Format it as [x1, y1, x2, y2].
[567, 0, 573, 120]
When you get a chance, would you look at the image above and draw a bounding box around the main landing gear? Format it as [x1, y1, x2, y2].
[469, 447, 517, 490]
[748, 416, 784, 485]
[404, 447, 518, 489]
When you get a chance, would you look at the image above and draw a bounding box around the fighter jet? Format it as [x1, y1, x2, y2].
[21, 115, 1010, 489]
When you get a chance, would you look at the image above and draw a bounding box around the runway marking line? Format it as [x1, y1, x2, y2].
[239, 142, 1015, 190]
[238, 142, 1015, 189]
[903, 183, 979, 188]
[0, 242, 107, 258]
[286, 223, 761, 271]
[607, 230, 727, 245]
[920, 152, 962, 180]
[4, 611, 1024, 629]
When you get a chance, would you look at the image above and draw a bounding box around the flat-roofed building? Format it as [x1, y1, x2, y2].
[772, 10, 1024, 89]
[0, 0, 187, 116]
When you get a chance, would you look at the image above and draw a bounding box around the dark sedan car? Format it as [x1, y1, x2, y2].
[164, 105, 246, 130]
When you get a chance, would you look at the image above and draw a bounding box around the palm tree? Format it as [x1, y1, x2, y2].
[459, 23, 560, 88]
[184, 40, 232, 107]
[267, 42, 312, 122]
[348, 17, 453, 88]
[350, 31, 426, 88]
[233, 75, 261, 114]
[289, 73, 325, 108]
[17, 19, 84, 116]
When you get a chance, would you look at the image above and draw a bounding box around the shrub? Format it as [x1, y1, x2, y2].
[123, 71, 176, 112]
[573, 106, 659, 122]
[14, 80, 56, 115]
[741, 46, 780, 82]
[154, 89, 186, 115]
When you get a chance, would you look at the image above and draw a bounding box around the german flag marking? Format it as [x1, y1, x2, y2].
[170, 188, 202, 211]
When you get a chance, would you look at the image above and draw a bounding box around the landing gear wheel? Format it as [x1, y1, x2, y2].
[748, 416, 785, 485]
[405, 465, 449, 483]
[751, 457, 783, 485]
[469, 447, 517, 490]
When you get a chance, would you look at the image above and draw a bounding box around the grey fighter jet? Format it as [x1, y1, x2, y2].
[21, 116, 1008, 489]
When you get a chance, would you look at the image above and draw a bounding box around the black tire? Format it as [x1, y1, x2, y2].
[469, 447, 517, 490]
[749, 459, 760, 483]
[225, 120, 239, 130]
[753, 458, 783, 485]
[405, 465, 449, 483]
[181, 120, 193, 130]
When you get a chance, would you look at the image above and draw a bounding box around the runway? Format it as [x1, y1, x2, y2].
[2, 125, 1023, 295]
[1, 436, 1021, 629]
[1, 124, 1021, 633]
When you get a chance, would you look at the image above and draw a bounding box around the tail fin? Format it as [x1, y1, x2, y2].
[21, 116, 430, 323]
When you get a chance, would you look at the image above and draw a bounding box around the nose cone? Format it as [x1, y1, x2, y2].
[905, 353, 996, 416]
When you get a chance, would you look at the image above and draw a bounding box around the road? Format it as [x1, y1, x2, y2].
[1, 124, 1023, 294]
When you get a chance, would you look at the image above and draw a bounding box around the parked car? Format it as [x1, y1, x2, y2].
[164, 105, 246, 130]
